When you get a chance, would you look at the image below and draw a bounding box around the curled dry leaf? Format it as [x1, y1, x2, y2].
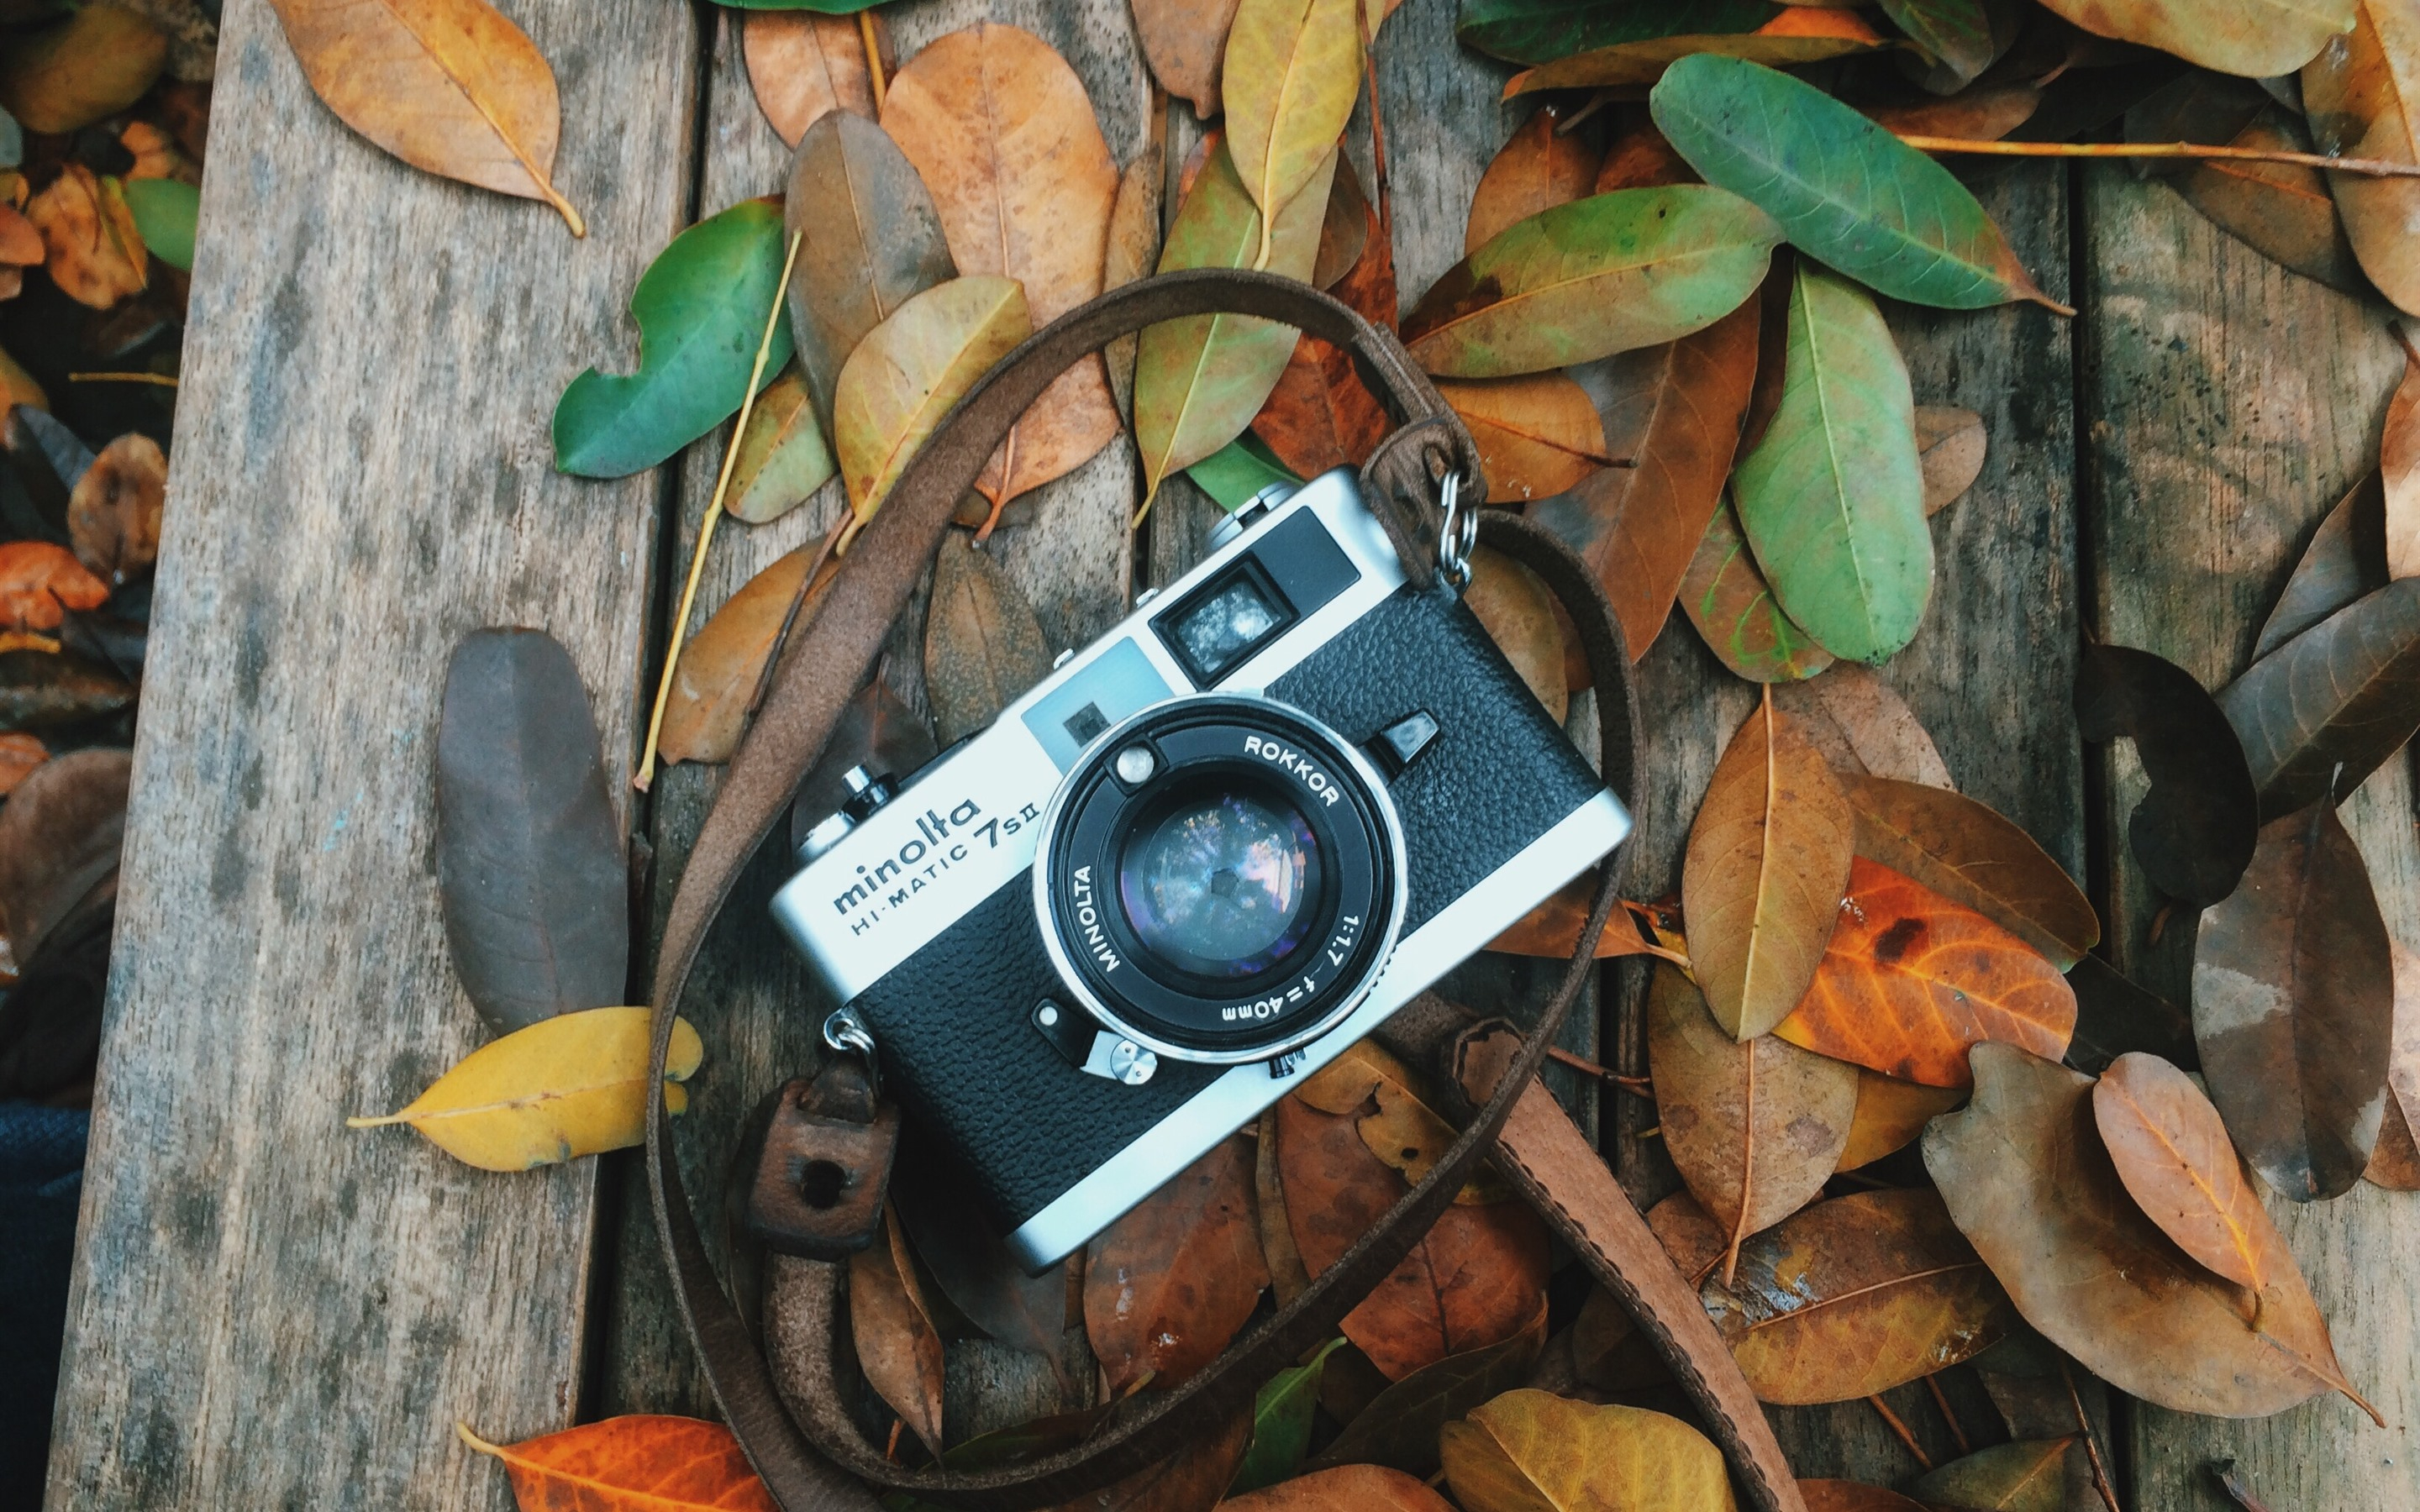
[458, 1415, 775, 1512]
[923, 531, 1052, 747]
[265, 0, 581, 234]
[1775, 665, 1954, 789]
[2076, 643, 2259, 904]
[68, 432, 166, 583]
[0, 542, 108, 633]
[851, 1205, 946, 1457]
[1304, 1326, 1543, 1478]
[1923, 1043, 2343, 1417]
[0, 732, 45, 797]
[881, 24, 1121, 517]
[1837, 1069, 1964, 1170]
[2043, 0, 2351, 77]
[1647, 1189, 1730, 1287]
[437, 628, 629, 1034]
[27, 165, 145, 310]
[0, 747, 127, 980]
[661, 545, 838, 767]
[1134, 0, 1246, 116]
[1085, 1135, 1270, 1394]
[1298, 1037, 1508, 1203]
[1915, 405, 1986, 517]
[1223, 0, 1363, 234]
[1465, 102, 1603, 255]
[1251, 183, 1393, 479]
[1439, 1389, 1738, 1512]
[723, 368, 834, 526]
[1461, 546, 1568, 723]
[1645, 964, 1856, 1276]
[0, 5, 168, 136]
[1438, 374, 1612, 504]
[834, 276, 1032, 528]
[1776, 858, 2076, 1087]
[1487, 881, 1677, 960]
[1402, 186, 1780, 378]
[347, 1007, 701, 1170]
[0, 649, 134, 732]
[1506, 29, 1885, 95]
[1705, 1187, 2012, 1404]
[1907, 1439, 2075, 1512]
[1681, 696, 1855, 1041]
[744, 9, 881, 148]
[2192, 801, 2393, 1201]
[2223, 575, 2420, 821]
[1839, 774, 2097, 969]
[2306, 3, 2420, 317]
[1221, 1463, 1456, 1512]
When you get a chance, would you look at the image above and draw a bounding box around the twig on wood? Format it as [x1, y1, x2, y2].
[2209, 1460, 2275, 1512]
[1866, 1394, 1933, 1469]
[635, 229, 806, 792]
[1894, 132, 2420, 179]
[1923, 1373, 1971, 1458]
[860, 12, 887, 110]
[66, 371, 177, 386]
[2062, 1359, 2124, 1512]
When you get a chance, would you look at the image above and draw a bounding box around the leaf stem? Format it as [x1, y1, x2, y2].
[1893, 133, 2420, 180]
[1866, 1394, 1932, 1469]
[635, 229, 806, 792]
[2062, 1359, 2124, 1512]
[860, 11, 887, 111]
[66, 371, 178, 386]
[1923, 1373, 1970, 1457]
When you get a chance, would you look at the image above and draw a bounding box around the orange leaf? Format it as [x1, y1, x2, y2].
[1220, 1463, 1457, 1511]
[0, 541, 108, 633]
[0, 733, 46, 796]
[25, 165, 145, 309]
[1084, 1135, 1270, 1393]
[744, 9, 883, 148]
[1776, 858, 2075, 1087]
[458, 1415, 778, 1511]
[1438, 373, 1613, 504]
[1465, 102, 1602, 255]
[1754, 5, 1883, 40]
[1251, 184, 1395, 477]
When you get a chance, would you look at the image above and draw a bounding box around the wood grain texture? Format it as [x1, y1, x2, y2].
[43, 0, 697, 1505]
[2078, 165, 2420, 1512]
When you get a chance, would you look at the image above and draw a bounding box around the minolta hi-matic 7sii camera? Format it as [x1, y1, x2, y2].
[771, 469, 1631, 1270]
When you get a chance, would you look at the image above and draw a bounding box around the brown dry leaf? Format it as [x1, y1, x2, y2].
[658, 545, 837, 765]
[1084, 1135, 1270, 1394]
[1255, 1106, 1312, 1304]
[1596, 120, 1696, 192]
[1703, 1187, 2012, 1404]
[1923, 1043, 2350, 1418]
[1776, 858, 2077, 1088]
[1251, 187, 1394, 478]
[2304, 1, 2420, 317]
[1219, 1464, 1456, 1512]
[264, 0, 582, 234]
[1465, 102, 1602, 255]
[1681, 696, 1856, 1041]
[0, 4, 168, 135]
[744, 9, 882, 148]
[1438, 374, 1612, 504]
[1486, 883, 1677, 960]
[1439, 1389, 1738, 1512]
[1797, 1481, 1929, 1512]
[1774, 664, 1954, 789]
[923, 530, 1052, 746]
[1839, 774, 2099, 970]
[1102, 145, 1166, 420]
[1647, 1189, 1728, 1287]
[850, 1205, 946, 1457]
[1297, 1038, 1507, 1203]
[2372, 938, 2420, 1189]
[68, 433, 166, 584]
[0, 542, 108, 633]
[1313, 160, 1371, 291]
[1838, 1070, 1964, 1170]
[882, 23, 1122, 518]
[2386, 328, 2420, 580]
[1044, 1408, 1249, 1512]
[0, 204, 44, 291]
[1462, 545, 1567, 723]
[1534, 299, 1756, 660]
[1134, 0, 1245, 117]
[1914, 404, 1986, 518]
[1645, 964, 1856, 1280]
[1865, 87, 2042, 142]
[2043, 0, 2351, 77]
[120, 122, 192, 184]
[27, 165, 145, 310]
[0, 747, 128, 981]
[0, 733, 46, 797]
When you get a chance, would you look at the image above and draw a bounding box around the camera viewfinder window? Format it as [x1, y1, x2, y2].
[1168, 573, 1290, 684]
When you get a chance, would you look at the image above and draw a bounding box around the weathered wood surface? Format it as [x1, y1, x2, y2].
[2081, 165, 2420, 1512]
[43, 0, 698, 1505]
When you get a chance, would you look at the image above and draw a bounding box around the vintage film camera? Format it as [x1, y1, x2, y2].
[772, 469, 1630, 1269]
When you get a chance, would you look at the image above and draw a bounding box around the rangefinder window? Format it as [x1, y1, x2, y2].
[1160, 562, 1292, 685]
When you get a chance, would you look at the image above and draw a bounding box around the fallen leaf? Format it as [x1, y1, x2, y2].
[1440, 1389, 1738, 1512]
[437, 629, 630, 1034]
[1297, 1038, 1511, 1202]
[661, 545, 839, 766]
[1879, 0, 1996, 87]
[67, 432, 165, 583]
[1465, 102, 1602, 255]
[2305, 2, 2420, 316]
[1646, 1189, 1730, 1288]
[2220, 576, 2420, 819]
[1103, 147, 1167, 418]
[1507, 31, 1886, 93]
[1865, 85, 2041, 141]
[2192, 801, 2393, 1201]
[27, 165, 145, 310]
[850, 1205, 946, 1456]
[2041, 0, 2351, 78]
[1907, 1439, 2075, 1512]
[1682, 499, 1836, 685]
[2389, 337, 2420, 580]
[1085, 1136, 1269, 1394]
[0, 541, 107, 632]
[266, 0, 581, 233]
[347, 1006, 701, 1170]
[0, 649, 133, 732]
[1224, 0, 1363, 236]
[1776, 665, 1954, 789]
[891, 1152, 1071, 1362]
[1044, 1408, 1250, 1511]
[1249, 185, 1393, 479]
[1915, 404, 1986, 517]
[1923, 1043, 2339, 1417]
[1401, 186, 1780, 378]
[941, 1407, 1116, 1472]
[0, 747, 126, 980]
[555, 198, 795, 479]
[1134, 0, 1245, 115]
[1682, 696, 1855, 1040]
[784, 112, 958, 428]
[1777, 858, 2077, 1087]
[881, 24, 1122, 516]
[1313, 156, 1373, 290]
[1730, 262, 1930, 664]
[1303, 1327, 1544, 1478]
[744, 8, 881, 148]
[2128, 76, 2365, 295]
[1705, 1187, 2011, 1403]
[0, 732, 45, 796]
[723, 367, 834, 526]
[1458, 0, 1776, 66]
[0, 5, 168, 135]
[1646, 963, 1856, 1276]
[1438, 374, 1611, 503]
[923, 530, 1052, 746]
[1838, 1069, 1964, 1169]
[121, 176, 196, 273]
[1839, 774, 2097, 969]
[2076, 643, 2259, 903]
[1597, 119, 1699, 191]
[1534, 298, 1757, 660]
[1462, 545, 1568, 722]
[2371, 939, 2420, 1189]
[1798, 1480, 1929, 1512]
[834, 276, 1031, 528]
[2065, 954, 2200, 1076]
[1228, 1337, 1346, 1494]
[1188, 435, 1302, 511]
[1220, 1464, 1455, 1512]
[458, 1415, 774, 1511]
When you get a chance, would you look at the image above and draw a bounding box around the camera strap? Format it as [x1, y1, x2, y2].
[641, 270, 1806, 1512]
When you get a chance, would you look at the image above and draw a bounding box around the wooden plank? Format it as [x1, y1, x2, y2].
[43, 0, 699, 1504]
[2077, 165, 2420, 1510]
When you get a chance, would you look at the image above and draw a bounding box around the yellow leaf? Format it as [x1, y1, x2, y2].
[834, 275, 1031, 533]
[1223, 0, 1364, 255]
[1440, 1389, 1739, 1512]
[348, 1006, 702, 1170]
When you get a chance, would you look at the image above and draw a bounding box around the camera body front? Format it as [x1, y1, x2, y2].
[772, 470, 1630, 1269]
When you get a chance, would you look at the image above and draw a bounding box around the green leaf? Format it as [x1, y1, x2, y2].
[1732, 264, 1929, 664]
[1457, 0, 1777, 66]
[1649, 54, 2057, 311]
[1134, 142, 1334, 498]
[1228, 1337, 1346, 1495]
[122, 176, 196, 271]
[1681, 496, 1833, 682]
[1507, 31, 1887, 93]
[553, 197, 795, 480]
[1187, 433, 1302, 512]
[1401, 186, 1779, 377]
[1878, 0, 1996, 87]
[725, 366, 834, 525]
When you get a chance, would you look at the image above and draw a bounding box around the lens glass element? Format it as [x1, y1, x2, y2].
[1118, 783, 1321, 980]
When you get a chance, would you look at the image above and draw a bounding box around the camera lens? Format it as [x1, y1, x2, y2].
[1116, 781, 1322, 980]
